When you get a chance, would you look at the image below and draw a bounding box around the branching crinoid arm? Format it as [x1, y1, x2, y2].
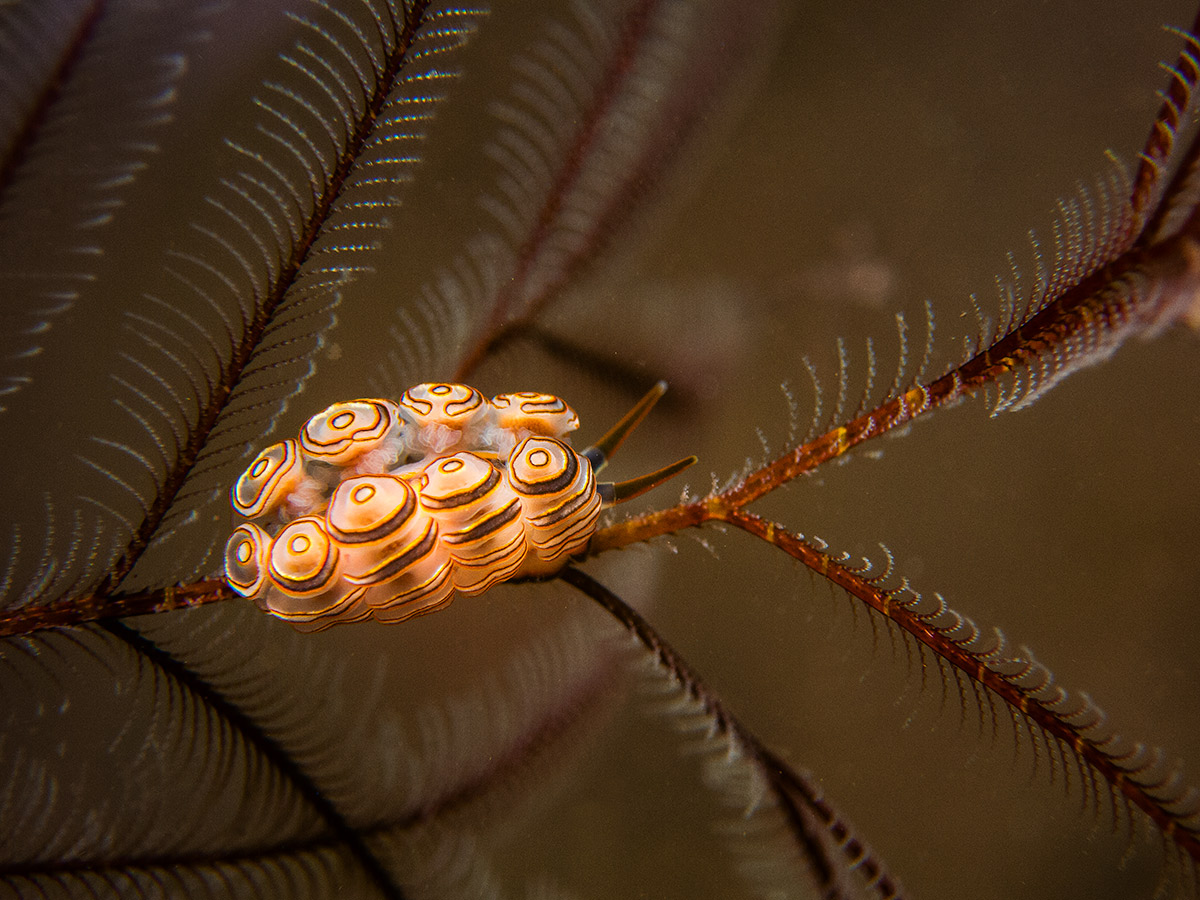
[0, 2, 488, 627]
[1137, 11, 1200, 244]
[589, 7, 1200, 883]
[593, 12, 1200, 553]
[596, 492, 1200, 875]
[0, 3, 488, 635]
[720, 512, 1200, 874]
[559, 565, 905, 900]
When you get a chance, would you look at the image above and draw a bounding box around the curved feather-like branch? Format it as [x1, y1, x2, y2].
[561, 565, 904, 900]
[100, 619, 406, 900]
[0, 1, 485, 620]
[1, 593, 622, 897]
[112, 2, 484, 592]
[0, 623, 349, 894]
[723, 512, 1200, 868]
[1135, 11, 1200, 243]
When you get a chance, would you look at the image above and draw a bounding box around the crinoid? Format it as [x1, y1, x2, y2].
[1, 2, 1198, 898]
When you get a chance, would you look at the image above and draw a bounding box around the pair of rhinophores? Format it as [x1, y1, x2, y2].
[224, 382, 694, 630]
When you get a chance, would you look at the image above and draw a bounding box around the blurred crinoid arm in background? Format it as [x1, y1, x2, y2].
[1, 1, 1200, 899]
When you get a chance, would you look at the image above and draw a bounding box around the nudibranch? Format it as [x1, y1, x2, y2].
[224, 382, 693, 630]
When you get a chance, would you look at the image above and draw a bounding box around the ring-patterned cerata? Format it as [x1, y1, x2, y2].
[224, 523, 271, 597]
[232, 440, 306, 518]
[301, 399, 401, 466]
[224, 381, 695, 631]
[420, 452, 527, 595]
[506, 436, 601, 575]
